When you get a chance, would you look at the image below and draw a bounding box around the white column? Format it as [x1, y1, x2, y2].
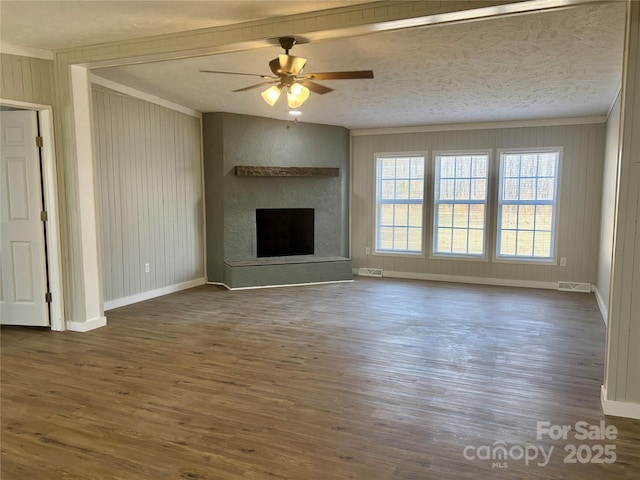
[66, 65, 106, 331]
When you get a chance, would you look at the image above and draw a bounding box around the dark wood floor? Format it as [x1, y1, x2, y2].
[2, 277, 639, 479]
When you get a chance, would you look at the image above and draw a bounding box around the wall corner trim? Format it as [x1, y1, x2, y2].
[601, 385, 640, 420]
[67, 316, 108, 332]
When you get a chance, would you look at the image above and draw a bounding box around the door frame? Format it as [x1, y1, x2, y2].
[1, 99, 65, 331]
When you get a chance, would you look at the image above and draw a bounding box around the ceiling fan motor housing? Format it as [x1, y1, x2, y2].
[278, 36, 297, 52]
[269, 55, 307, 77]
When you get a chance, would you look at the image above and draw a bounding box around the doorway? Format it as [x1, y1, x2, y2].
[1, 109, 49, 326]
[0, 102, 64, 330]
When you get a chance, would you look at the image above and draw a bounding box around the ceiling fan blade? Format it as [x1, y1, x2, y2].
[233, 81, 276, 92]
[201, 70, 272, 79]
[297, 79, 333, 95]
[303, 70, 374, 80]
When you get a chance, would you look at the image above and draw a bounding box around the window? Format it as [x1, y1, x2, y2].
[497, 149, 560, 261]
[433, 153, 489, 257]
[375, 154, 425, 255]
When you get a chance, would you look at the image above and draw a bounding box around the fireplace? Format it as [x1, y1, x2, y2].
[256, 208, 314, 257]
[203, 112, 352, 287]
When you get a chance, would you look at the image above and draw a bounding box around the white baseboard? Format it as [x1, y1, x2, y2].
[104, 278, 206, 311]
[66, 315, 107, 332]
[594, 286, 609, 325]
[353, 268, 558, 290]
[601, 385, 640, 419]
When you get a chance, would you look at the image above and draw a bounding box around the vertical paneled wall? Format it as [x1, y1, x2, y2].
[92, 86, 204, 304]
[0, 54, 53, 105]
[597, 92, 622, 316]
[605, 0, 640, 407]
[351, 122, 606, 285]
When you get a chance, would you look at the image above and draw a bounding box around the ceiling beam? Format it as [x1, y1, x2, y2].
[69, 0, 603, 70]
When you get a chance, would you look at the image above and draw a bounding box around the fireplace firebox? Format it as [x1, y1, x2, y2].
[256, 208, 314, 257]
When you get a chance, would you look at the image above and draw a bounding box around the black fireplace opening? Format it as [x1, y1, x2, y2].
[256, 208, 314, 257]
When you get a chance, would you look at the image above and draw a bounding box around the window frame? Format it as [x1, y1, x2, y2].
[430, 150, 491, 261]
[373, 152, 427, 257]
[494, 147, 562, 264]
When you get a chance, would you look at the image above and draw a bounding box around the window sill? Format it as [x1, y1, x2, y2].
[373, 250, 425, 259]
[493, 256, 556, 265]
[430, 253, 489, 262]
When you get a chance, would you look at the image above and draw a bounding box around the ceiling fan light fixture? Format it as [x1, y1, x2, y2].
[261, 85, 282, 106]
[287, 83, 310, 108]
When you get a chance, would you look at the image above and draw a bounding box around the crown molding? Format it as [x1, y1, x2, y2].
[91, 75, 201, 118]
[0, 43, 53, 60]
[350, 116, 607, 136]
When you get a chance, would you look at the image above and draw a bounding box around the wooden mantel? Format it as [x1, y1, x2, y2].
[234, 166, 339, 177]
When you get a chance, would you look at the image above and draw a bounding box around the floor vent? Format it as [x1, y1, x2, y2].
[558, 281, 591, 293]
[358, 268, 383, 278]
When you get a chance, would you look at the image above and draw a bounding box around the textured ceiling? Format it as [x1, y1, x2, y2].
[0, 1, 627, 129]
[0, 1, 362, 50]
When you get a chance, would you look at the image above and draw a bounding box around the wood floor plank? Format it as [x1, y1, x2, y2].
[2, 277, 639, 479]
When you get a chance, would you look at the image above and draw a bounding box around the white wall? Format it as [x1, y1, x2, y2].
[351, 122, 605, 286]
[92, 85, 204, 306]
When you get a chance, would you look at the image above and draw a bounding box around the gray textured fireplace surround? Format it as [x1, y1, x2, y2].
[202, 112, 352, 288]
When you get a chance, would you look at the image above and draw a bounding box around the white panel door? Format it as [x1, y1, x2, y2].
[0, 110, 49, 326]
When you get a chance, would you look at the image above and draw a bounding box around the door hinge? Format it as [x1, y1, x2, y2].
[41, 211, 48, 222]
[45, 292, 52, 303]
[36, 136, 44, 148]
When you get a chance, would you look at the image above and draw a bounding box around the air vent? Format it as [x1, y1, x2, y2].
[558, 281, 591, 293]
[358, 268, 383, 277]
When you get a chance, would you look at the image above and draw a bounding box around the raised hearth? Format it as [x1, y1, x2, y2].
[224, 256, 352, 289]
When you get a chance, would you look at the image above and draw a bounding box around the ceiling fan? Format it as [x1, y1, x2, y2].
[200, 36, 374, 108]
